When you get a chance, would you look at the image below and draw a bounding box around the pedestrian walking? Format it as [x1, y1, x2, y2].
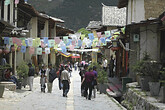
[103, 58, 108, 71]
[39, 64, 46, 93]
[82, 67, 95, 100]
[61, 65, 70, 97]
[28, 63, 35, 91]
[108, 56, 114, 77]
[92, 66, 98, 98]
[79, 64, 88, 96]
[58, 64, 64, 90]
[46, 64, 57, 93]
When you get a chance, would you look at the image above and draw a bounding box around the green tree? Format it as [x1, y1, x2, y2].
[77, 28, 90, 37]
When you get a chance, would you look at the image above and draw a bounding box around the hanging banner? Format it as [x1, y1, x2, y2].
[22, 40, 26, 46]
[21, 46, 26, 53]
[78, 40, 82, 47]
[15, 0, 19, 4]
[48, 40, 55, 48]
[66, 39, 72, 46]
[28, 38, 33, 47]
[100, 37, 106, 44]
[88, 33, 94, 41]
[25, 39, 28, 46]
[44, 37, 48, 45]
[105, 31, 111, 37]
[36, 48, 42, 55]
[55, 37, 61, 44]
[29, 47, 35, 54]
[61, 46, 67, 53]
[97, 32, 102, 38]
[45, 48, 50, 54]
[9, 38, 13, 45]
[63, 36, 68, 44]
[35, 38, 41, 46]
[93, 30, 97, 38]
[5, 0, 10, 5]
[69, 45, 74, 51]
[4, 37, 9, 45]
[41, 41, 45, 48]
[81, 34, 85, 40]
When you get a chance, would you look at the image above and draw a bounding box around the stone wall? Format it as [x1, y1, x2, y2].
[121, 82, 165, 110]
[144, 0, 165, 19]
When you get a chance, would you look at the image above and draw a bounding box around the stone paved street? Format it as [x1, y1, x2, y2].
[0, 70, 126, 110]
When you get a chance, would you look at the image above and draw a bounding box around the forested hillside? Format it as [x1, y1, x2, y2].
[28, 0, 118, 31]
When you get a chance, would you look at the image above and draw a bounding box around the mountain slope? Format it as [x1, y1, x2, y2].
[28, 0, 119, 31]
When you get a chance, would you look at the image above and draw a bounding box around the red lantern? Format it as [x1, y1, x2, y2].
[3, 49, 10, 54]
[11, 46, 15, 52]
[0, 49, 3, 54]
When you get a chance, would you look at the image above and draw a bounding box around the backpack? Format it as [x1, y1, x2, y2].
[49, 68, 57, 83]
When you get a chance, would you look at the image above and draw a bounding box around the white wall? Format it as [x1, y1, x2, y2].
[127, 0, 145, 24]
[140, 24, 159, 60]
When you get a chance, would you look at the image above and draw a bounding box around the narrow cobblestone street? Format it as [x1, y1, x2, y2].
[0, 70, 126, 110]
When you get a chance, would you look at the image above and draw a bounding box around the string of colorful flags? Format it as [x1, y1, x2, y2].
[4, 0, 27, 5]
[3, 29, 125, 55]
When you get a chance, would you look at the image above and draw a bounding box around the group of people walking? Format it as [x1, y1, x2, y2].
[79, 64, 98, 100]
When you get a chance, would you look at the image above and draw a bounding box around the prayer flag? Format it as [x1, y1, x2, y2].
[81, 34, 85, 40]
[44, 37, 48, 45]
[78, 40, 82, 47]
[45, 48, 50, 54]
[25, 39, 28, 46]
[22, 40, 26, 46]
[100, 37, 106, 44]
[15, 0, 19, 4]
[21, 46, 26, 53]
[48, 40, 55, 48]
[5, 0, 10, 5]
[36, 48, 42, 55]
[69, 45, 74, 51]
[105, 31, 111, 37]
[97, 32, 102, 38]
[28, 38, 33, 47]
[9, 38, 13, 45]
[55, 37, 61, 44]
[29, 47, 35, 54]
[61, 46, 67, 53]
[41, 41, 45, 48]
[63, 36, 68, 44]
[4, 37, 9, 45]
[88, 33, 94, 41]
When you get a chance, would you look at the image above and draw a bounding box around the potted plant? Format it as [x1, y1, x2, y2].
[16, 61, 29, 89]
[132, 53, 152, 91]
[97, 70, 108, 94]
[147, 61, 161, 96]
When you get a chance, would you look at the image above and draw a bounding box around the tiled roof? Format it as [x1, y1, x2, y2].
[86, 21, 102, 30]
[102, 5, 126, 27]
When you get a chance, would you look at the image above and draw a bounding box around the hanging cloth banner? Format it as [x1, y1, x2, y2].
[69, 45, 74, 51]
[35, 38, 41, 46]
[93, 30, 97, 38]
[16, 38, 22, 46]
[44, 37, 48, 45]
[22, 40, 26, 46]
[15, 0, 19, 4]
[29, 47, 35, 54]
[14, 44, 18, 50]
[21, 46, 26, 53]
[25, 39, 28, 46]
[105, 31, 111, 38]
[45, 48, 50, 54]
[66, 39, 72, 46]
[61, 46, 67, 53]
[55, 37, 61, 44]
[9, 38, 13, 45]
[78, 40, 82, 47]
[88, 33, 94, 41]
[41, 41, 45, 48]
[28, 38, 33, 47]
[81, 34, 85, 40]
[4, 37, 9, 45]
[48, 40, 55, 48]
[36, 48, 42, 55]
[5, 0, 10, 5]
[63, 36, 68, 44]
[100, 37, 106, 44]
[97, 32, 102, 38]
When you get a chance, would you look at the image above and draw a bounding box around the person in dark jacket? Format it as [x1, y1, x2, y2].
[79, 64, 88, 96]
[82, 67, 95, 100]
[28, 63, 35, 91]
[39, 64, 46, 93]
